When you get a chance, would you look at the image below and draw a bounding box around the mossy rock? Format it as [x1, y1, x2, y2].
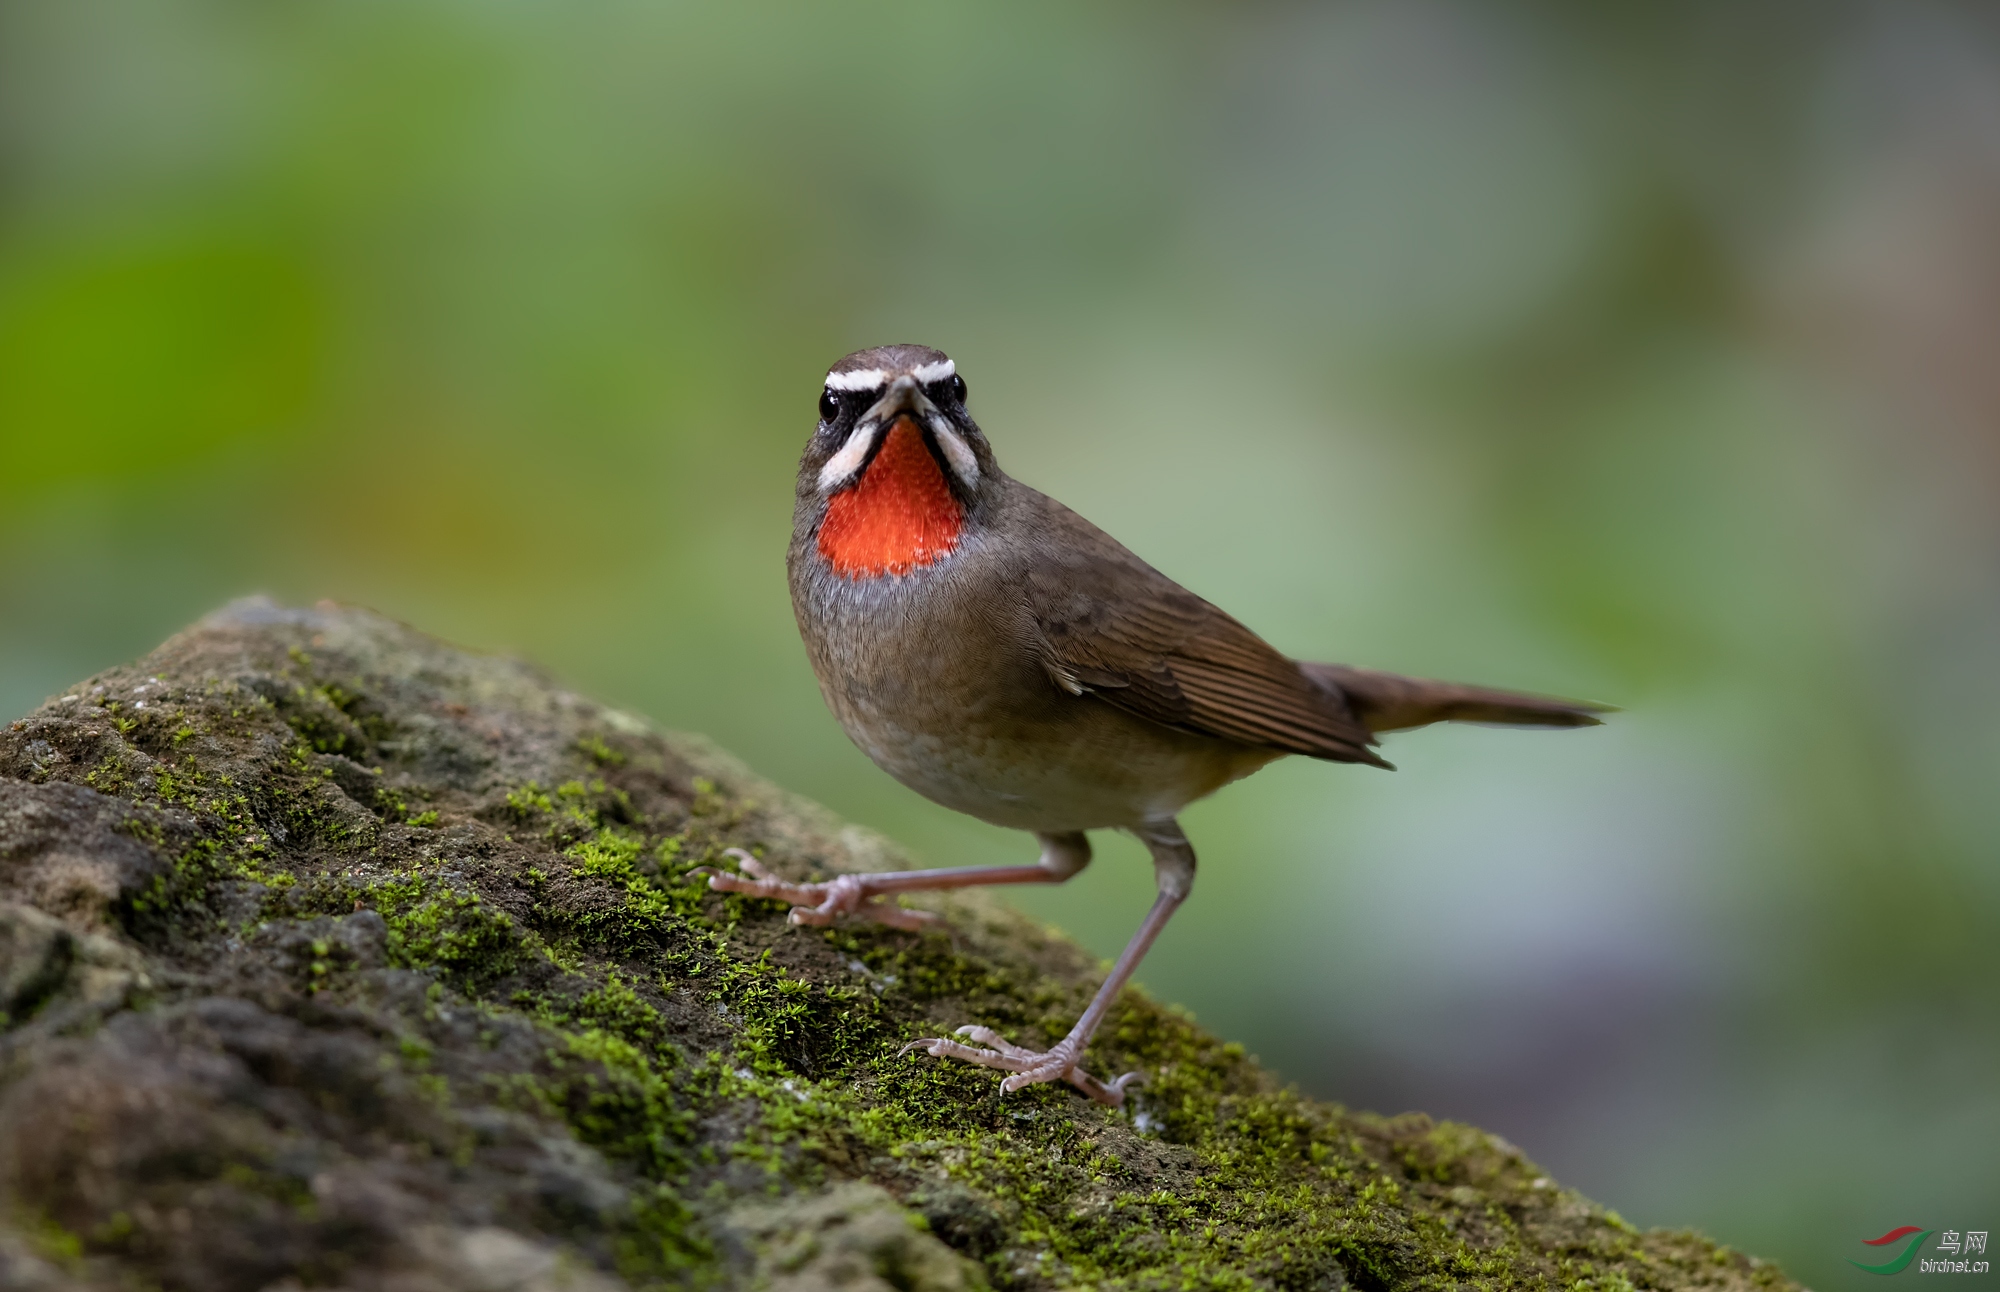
[0, 599, 1793, 1292]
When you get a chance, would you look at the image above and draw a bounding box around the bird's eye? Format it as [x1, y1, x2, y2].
[949, 374, 967, 403]
[818, 389, 839, 421]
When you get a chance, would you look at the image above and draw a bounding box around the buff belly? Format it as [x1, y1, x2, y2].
[828, 681, 1279, 832]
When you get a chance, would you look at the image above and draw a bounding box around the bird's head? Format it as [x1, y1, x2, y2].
[796, 344, 997, 579]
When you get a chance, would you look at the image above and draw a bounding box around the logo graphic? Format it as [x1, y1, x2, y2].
[1851, 1227, 1991, 1276]
[1853, 1228, 1934, 1275]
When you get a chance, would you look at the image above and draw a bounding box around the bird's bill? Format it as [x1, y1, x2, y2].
[817, 375, 980, 494]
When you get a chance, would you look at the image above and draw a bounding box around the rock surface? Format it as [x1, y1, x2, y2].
[0, 600, 1793, 1292]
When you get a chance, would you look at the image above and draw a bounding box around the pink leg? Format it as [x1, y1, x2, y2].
[902, 820, 1195, 1107]
[704, 832, 1091, 931]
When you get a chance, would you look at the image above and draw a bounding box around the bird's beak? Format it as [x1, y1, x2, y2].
[862, 374, 933, 427]
[818, 374, 981, 494]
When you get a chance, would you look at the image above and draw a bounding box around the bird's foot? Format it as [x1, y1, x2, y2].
[899, 1025, 1144, 1108]
[702, 849, 941, 932]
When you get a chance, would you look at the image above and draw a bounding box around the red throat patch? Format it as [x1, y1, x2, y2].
[817, 418, 965, 578]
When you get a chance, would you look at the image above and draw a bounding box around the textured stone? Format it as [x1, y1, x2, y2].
[0, 599, 1796, 1292]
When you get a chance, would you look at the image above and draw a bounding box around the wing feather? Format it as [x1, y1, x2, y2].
[1016, 498, 1386, 767]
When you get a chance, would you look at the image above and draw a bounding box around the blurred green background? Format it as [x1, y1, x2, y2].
[4, 1, 1997, 1284]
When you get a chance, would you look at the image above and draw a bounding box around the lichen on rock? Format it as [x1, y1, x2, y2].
[0, 599, 1796, 1292]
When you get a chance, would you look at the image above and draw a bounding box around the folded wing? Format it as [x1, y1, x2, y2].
[1017, 498, 1606, 764]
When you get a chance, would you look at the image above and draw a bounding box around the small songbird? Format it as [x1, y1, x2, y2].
[711, 344, 1607, 1105]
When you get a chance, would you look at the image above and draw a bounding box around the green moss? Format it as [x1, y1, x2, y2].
[167, 747, 1522, 1292]
[506, 781, 555, 818]
[14, 611, 1785, 1292]
[335, 864, 525, 986]
[551, 825, 712, 951]
[426, 769, 1617, 1289]
[84, 754, 132, 796]
[282, 687, 362, 755]
[21, 1210, 83, 1269]
[270, 655, 395, 756]
[552, 1028, 688, 1168]
[574, 971, 668, 1052]
[371, 782, 441, 827]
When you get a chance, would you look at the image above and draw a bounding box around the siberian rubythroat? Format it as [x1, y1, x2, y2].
[709, 345, 1607, 1105]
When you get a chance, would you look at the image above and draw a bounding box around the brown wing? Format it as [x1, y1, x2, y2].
[1015, 496, 1388, 768]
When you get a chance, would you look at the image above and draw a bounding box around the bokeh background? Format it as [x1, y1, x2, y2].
[4, 1, 1998, 1285]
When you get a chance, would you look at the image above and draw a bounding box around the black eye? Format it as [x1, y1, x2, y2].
[949, 374, 967, 403]
[818, 389, 839, 421]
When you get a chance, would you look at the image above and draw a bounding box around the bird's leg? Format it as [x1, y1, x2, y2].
[704, 832, 1091, 931]
[902, 820, 1195, 1107]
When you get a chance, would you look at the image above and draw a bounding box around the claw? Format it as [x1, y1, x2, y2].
[953, 1025, 1038, 1060]
[898, 1035, 1027, 1071]
[898, 1026, 1142, 1107]
[724, 848, 778, 881]
[861, 898, 941, 932]
[707, 852, 937, 932]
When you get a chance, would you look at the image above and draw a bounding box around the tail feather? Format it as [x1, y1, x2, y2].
[1299, 663, 1611, 735]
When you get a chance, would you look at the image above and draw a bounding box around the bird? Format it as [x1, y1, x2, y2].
[709, 343, 1608, 1106]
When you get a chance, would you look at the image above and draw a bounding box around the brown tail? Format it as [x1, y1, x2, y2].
[1299, 663, 1611, 735]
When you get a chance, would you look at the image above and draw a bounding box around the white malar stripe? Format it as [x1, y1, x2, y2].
[911, 359, 956, 385]
[823, 368, 889, 391]
[817, 421, 882, 491]
[927, 416, 980, 489]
